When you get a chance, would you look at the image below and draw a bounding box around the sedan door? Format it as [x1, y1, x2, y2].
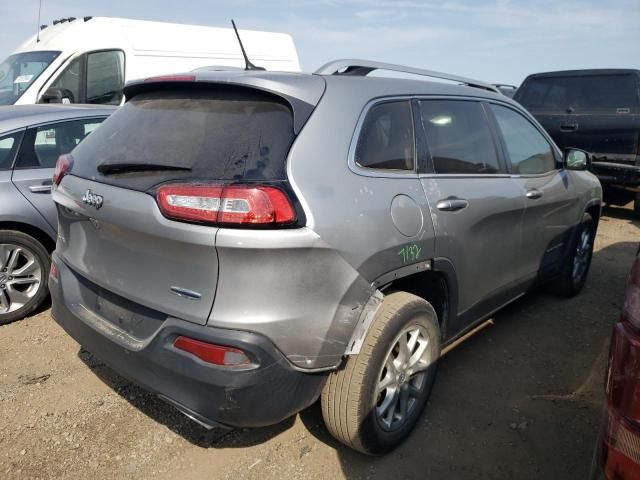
[488, 103, 581, 277]
[12, 118, 105, 230]
[417, 99, 528, 326]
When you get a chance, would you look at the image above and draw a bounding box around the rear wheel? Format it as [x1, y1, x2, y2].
[0, 231, 50, 325]
[550, 213, 595, 297]
[321, 291, 440, 454]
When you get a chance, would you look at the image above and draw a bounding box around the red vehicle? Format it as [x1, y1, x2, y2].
[593, 247, 640, 479]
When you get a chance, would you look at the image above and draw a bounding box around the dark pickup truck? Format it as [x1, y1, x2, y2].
[514, 69, 640, 214]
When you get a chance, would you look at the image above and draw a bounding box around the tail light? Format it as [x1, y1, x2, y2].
[174, 336, 250, 366]
[53, 154, 73, 186]
[144, 74, 196, 83]
[600, 407, 640, 479]
[600, 254, 640, 478]
[156, 183, 296, 226]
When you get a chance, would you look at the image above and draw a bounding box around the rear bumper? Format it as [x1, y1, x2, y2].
[49, 255, 326, 429]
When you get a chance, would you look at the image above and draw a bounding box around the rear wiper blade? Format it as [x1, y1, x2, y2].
[97, 163, 192, 175]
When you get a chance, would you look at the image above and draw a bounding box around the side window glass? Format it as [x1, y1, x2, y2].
[420, 100, 501, 174]
[49, 56, 83, 103]
[355, 101, 415, 171]
[86, 50, 124, 105]
[0, 132, 22, 170]
[490, 105, 556, 175]
[17, 119, 104, 169]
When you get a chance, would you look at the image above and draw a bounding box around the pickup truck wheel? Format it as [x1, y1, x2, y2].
[321, 291, 440, 455]
[0, 230, 50, 326]
[550, 213, 595, 297]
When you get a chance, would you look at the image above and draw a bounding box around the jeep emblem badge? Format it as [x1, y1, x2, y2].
[82, 189, 103, 210]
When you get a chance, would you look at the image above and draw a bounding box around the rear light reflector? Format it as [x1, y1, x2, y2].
[53, 154, 73, 186]
[156, 184, 296, 226]
[174, 336, 250, 366]
[49, 262, 59, 281]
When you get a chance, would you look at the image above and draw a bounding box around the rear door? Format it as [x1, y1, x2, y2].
[488, 103, 580, 275]
[53, 86, 299, 326]
[416, 98, 527, 322]
[12, 118, 105, 230]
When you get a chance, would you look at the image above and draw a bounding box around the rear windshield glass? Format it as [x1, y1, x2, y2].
[70, 87, 295, 191]
[517, 74, 639, 113]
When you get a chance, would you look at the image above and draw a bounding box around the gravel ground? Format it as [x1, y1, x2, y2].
[0, 205, 637, 480]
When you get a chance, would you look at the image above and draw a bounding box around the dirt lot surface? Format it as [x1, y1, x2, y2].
[1, 206, 638, 480]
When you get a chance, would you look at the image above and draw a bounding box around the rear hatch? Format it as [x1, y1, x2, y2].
[515, 71, 640, 164]
[53, 80, 318, 327]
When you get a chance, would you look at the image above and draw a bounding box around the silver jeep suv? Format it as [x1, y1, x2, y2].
[49, 60, 602, 454]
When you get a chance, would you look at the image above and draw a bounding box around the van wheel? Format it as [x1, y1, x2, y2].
[550, 213, 595, 297]
[0, 230, 50, 326]
[321, 291, 440, 455]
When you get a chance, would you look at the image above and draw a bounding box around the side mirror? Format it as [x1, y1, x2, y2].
[39, 87, 74, 104]
[564, 148, 590, 171]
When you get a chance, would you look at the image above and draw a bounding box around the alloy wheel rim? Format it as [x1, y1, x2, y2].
[572, 229, 592, 285]
[0, 244, 43, 314]
[375, 324, 432, 432]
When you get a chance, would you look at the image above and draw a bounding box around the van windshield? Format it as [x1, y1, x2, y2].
[0, 51, 60, 105]
[517, 74, 640, 113]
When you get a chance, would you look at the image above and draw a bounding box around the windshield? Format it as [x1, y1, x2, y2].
[0, 51, 61, 105]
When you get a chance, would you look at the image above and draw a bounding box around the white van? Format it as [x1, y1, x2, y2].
[0, 17, 300, 106]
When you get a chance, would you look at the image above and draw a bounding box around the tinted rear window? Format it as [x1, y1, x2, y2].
[70, 88, 295, 191]
[517, 74, 640, 112]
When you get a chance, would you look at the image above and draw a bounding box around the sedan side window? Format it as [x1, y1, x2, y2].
[355, 101, 415, 171]
[419, 100, 501, 174]
[15, 119, 104, 169]
[490, 104, 556, 175]
[0, 132, 22, 170]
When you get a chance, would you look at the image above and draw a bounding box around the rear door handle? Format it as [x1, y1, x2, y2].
[560, 123, 579, 132]
[436, 197, 469, 212]
[526, 189, 543, 200]
[28, 184, 53, 193]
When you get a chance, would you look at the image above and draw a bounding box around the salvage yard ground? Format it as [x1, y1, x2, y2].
[1, 206, 638, 480]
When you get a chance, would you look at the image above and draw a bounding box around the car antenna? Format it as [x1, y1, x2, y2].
[231, 20, 265, 71]
[36, 0, 43, 42]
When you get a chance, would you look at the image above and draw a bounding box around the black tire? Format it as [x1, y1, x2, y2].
[321, 291, 440, 455]
[0, 230, 50, 326]
[550, 213, 595, 297]
[634, 194, 640, 219]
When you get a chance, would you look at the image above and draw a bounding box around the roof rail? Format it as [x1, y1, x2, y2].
[315, 59, 499, 93]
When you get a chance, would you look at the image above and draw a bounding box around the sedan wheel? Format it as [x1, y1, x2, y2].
[0, 230, 50, 325]
[0, 243, 44, 314]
